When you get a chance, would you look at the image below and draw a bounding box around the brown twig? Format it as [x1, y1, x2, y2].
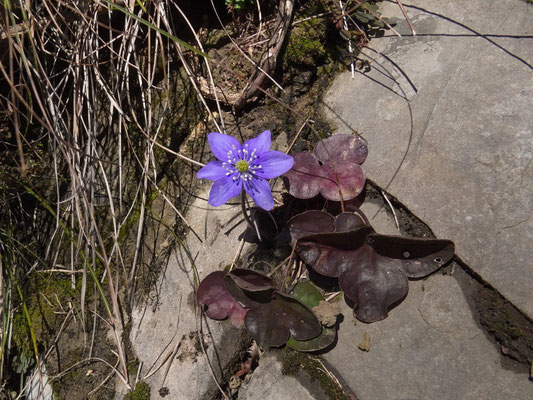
[395, 0, 416, 36]
[352, 0, 401, 37]
[234, 0, 294, 110]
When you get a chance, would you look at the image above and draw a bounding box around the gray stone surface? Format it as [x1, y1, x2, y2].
[117, 131, 293, 399]
[324, 0, 533, 318]
[238, 352, 325, 400]
[323, 195, 533, 400]
[116, 188, 253, 399]
[119, 1, 533, 397]
[26, 364, 53, 400]
[324, 275, 533, 400]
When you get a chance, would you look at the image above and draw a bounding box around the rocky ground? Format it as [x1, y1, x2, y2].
[117, 0, 533, 399]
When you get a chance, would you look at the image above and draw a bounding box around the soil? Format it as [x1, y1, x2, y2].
[43, 299, 119, 400]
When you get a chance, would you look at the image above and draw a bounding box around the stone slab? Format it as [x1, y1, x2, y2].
[116, 188, 253, 399]
[324, 274, 533, 400]
[324, 0, 533, 317]
[324, 195, 533, 400]
[26, 365, 53, 400]
[238, 351, 326, 400]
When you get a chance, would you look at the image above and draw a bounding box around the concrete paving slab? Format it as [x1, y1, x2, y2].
[324, 0, 533, 317]
[118, 188, 253, 399]
[324, 194, 532, 400]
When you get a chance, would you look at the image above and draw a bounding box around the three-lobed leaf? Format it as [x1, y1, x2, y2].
[283, 134, 367, 201]
[244, 292, 321, 349]
[196, 271, 248, 327]
[288, 211, 455, 323]
[287, 282, 339, 352]
[197, 269, 322, 349]
[224, 268, 275, 307]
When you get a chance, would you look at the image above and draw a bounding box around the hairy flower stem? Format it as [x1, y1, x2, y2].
[241, 190, 255, 230]
[241, 190, 262, 242]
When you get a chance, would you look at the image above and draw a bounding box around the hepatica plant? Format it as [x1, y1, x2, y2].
[197, 130, 294, 210]
[196, 131, 455, 352]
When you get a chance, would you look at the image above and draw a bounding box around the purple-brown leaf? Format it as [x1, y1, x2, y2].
[283, 134, 367, 201]
[288, 211, 455, 323]
[288, 211, 367, 247]
[338, 250, 409, 323]
[367, 235, 455, 278]
[297, 229, 374, 277]
[224, 268, 275, 307]
[314, 134, 368, 165]
[288, 210, 336, 246]
[196, 271, 247, 327]
[244, 292, 321, 349]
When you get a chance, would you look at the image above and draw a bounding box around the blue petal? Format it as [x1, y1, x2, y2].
[254, 151, 294, 179]
[244, 177, 274, 211]
[197, 161, 227, 181]
[242, 130, 270, 156]
[208, 175, 243, 207]
[208, 132, 242, 162]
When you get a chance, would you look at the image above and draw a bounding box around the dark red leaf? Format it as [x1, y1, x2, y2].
[333, 212, 367, 232]
[319, 160, 366, 201]
[196, 271, 247, 327]
[338, 251, 409, 323]
[288, 211, 367, 247]
[283, 134, 367, 201]
[224, 268, 275, 307]
[283, 152, 327, 199]
[367, 235, 455, 278]
[288, 210, 336, 247]
[313, 134, 368, 165]
[288, 210, 455, 323]
[244, 292, 321, 349]
[296, 229, 374, 277]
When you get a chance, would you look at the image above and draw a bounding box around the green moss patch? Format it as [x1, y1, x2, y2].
[124, 381, 151, 400]
[474, 287, 533, 365]
[12, 273, 79, 358]
[282, 349, 350, 400]
[285, 17, 328, 67]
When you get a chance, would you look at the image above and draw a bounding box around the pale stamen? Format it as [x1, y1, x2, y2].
[225, 146, 263, 182]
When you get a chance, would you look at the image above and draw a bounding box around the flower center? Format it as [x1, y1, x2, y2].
[236, 160, 250, 173]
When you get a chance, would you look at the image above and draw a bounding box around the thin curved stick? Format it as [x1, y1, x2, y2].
[209, 0, 285, 93]
[197, 305, 230, 399]
[395, 0, 416, 35]
[352, 0, 402, 37]
[167, 0, 226, 132]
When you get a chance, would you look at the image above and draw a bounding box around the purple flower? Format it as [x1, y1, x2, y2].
[197, 130, 294, 210]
